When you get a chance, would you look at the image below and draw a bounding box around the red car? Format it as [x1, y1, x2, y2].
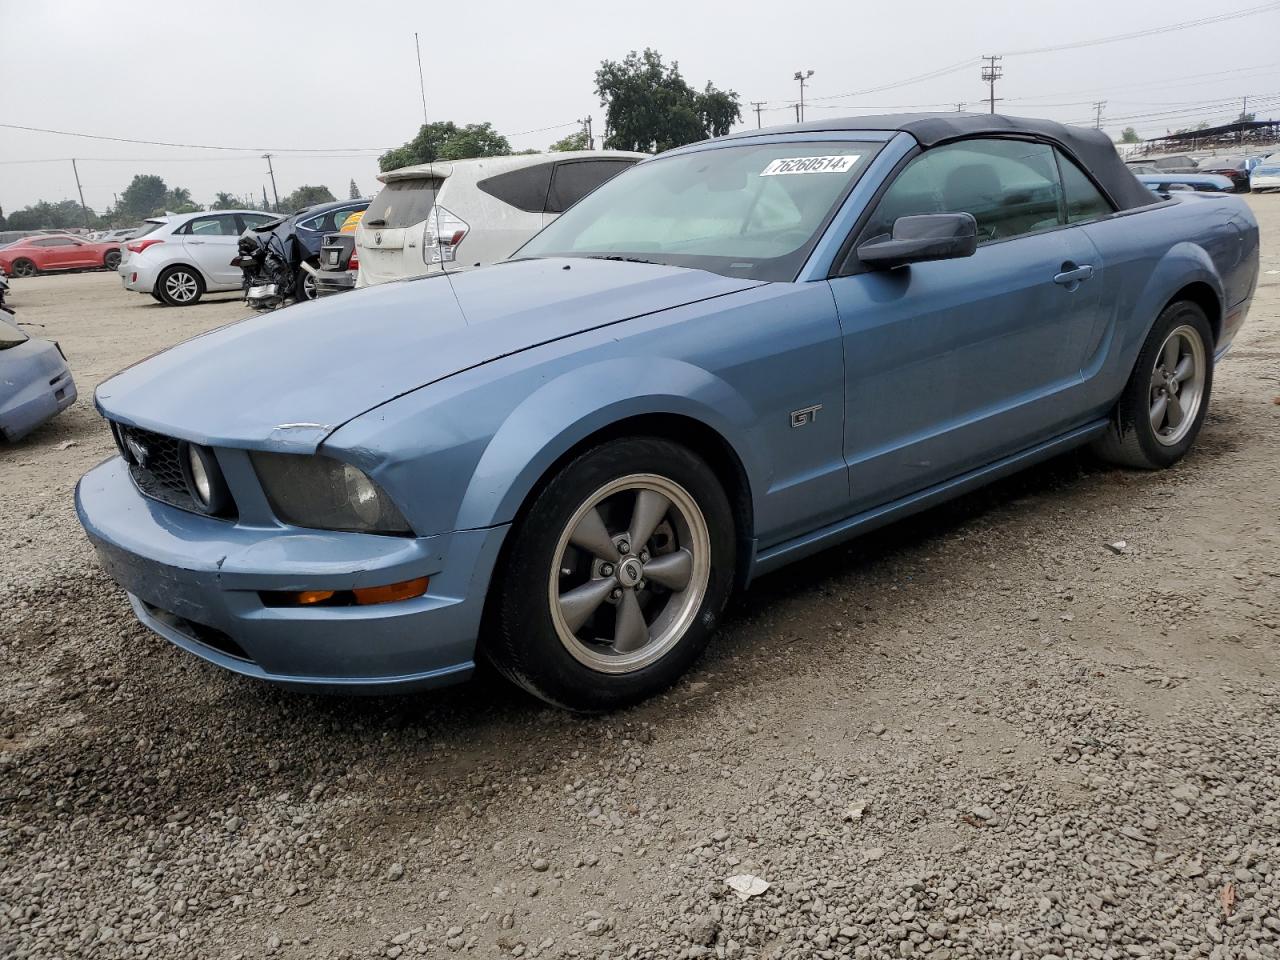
[0, 234, 123, 278]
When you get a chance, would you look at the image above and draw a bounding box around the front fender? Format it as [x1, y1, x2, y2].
[452, 357, 764, 532]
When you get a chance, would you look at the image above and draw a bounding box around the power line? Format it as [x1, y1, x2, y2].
[1003, 2, 1280, 56]
[753, 2, 1280, 109]
[0, 121, 393, 154]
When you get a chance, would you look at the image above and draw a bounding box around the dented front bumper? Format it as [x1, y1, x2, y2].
[75, 456, 508, 692]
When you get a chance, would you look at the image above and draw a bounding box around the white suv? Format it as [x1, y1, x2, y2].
[356, 151, 645, 287]
[119, 210, 277, 306]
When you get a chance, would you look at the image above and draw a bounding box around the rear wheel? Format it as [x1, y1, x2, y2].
[103, 250, 122, 271]
[295, 265, 318, 302]
[1091, 300, 1214, 469]
[10, 258, 36, 278]
[485, 437, 735, 711]
[155, 266, 204, 306]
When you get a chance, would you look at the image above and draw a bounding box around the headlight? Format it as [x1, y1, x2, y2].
[187, 445, 212, 504]
[250, 452, 412, 535]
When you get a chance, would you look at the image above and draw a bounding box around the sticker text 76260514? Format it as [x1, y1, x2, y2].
[760, 155, 860, 176]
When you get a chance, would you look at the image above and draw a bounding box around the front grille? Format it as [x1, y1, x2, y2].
[113, 423, 236, 519]
[139, 600, 254, 663]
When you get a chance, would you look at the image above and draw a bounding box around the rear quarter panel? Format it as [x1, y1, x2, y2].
[1076, 194, 1257, 412]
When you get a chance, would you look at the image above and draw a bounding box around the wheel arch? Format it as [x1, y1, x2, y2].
[454, 358, 762, 592]
[1166, 279, 1222, 344]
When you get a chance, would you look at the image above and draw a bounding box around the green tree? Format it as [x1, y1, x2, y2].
[378, 121, 512, 172]
[549, 130, 589, 152]
[348, 178, 361, 199]
[281, 185, 336, 211]
[164, 186, 201, 214]
[5, 199, 97, 231]
[1119, 127, 1140, 144]
[119, 174, 169, 220]
[0, 205, 6, 230]
[210, 192, 242, 210]
[594, 49, 740, 152]
[438, 122, 511, 161]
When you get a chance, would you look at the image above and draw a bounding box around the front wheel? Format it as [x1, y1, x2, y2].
[484, 437, 736, 711]
[155, 265, 204, 306]
[295, 264, 318, 302]
[1091, 300, 1214, 469]
[103, 250, 122, 271]
[10, 259, 36, 278]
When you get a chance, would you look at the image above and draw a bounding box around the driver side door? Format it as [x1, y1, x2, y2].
[827, 138, 1105, 513]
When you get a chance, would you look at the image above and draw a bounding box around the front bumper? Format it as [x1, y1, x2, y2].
[0, 341, 77, 441]
[1251, 173, 1280, 190]
[75, 456, 508, 692]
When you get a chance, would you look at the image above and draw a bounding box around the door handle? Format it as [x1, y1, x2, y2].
[1053, 263, 1094, 286]
[187, 240, 205, 245]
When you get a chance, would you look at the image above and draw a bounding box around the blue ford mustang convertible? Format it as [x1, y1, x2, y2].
[76, 114, 1259, 711]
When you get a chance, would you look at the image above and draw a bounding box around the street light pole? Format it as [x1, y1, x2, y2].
[793, 70, 814, 123]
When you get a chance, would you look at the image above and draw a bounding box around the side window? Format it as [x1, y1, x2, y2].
[183, 215, 238, 236]
[1056, 151, 1113, 224]
[860, 139, 1063, 247]
[36, 237, 77, 246]
[239, 214, 275, 230]
[546, 160, 634, 214]
[477, 164, 554, 214]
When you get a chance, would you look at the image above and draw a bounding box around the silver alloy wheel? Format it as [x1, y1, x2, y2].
[11, 260, 35, 278]
[302, 272, 317, 300]
[1149, 323, 1206, 446]
[548, 473, 711, 674]
[164, 270, 199, 303]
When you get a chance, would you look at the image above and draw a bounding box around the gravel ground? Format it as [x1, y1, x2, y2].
[2, 195, 1278, 960]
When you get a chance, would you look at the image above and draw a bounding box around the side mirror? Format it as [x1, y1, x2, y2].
[857, 212, 978, 270]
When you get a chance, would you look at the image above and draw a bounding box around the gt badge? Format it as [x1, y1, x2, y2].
[790, 404, 822, 428]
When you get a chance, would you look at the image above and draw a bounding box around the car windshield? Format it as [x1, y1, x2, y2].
[517, 141, 882, 281]
[0, 317, 29, 350]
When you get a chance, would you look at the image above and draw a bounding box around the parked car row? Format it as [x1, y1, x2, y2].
[1124, 152, 1278, 192]
[1249, 153, 1280, 192]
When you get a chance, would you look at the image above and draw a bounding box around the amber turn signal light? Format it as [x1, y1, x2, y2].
[352, 577, 430, 605]
[260, 576, 429, 608]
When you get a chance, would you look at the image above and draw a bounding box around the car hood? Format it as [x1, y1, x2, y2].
[96, 257, 764, 451]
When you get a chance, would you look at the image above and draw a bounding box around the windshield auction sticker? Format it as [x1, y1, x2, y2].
[760, 155, 860, 176]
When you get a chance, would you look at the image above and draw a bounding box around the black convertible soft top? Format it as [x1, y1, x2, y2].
[724, 113, 1155, 211]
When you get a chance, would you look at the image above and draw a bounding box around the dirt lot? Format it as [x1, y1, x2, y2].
[2, 196, 1278, 960]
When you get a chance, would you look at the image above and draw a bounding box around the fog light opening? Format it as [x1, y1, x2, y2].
[261, 576, 429, 608]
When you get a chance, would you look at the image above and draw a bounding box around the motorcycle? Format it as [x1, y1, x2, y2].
[232, 218, 316, 312]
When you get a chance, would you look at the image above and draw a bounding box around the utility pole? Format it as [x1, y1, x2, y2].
[981, 56, 1003, 114]
[262, 154, 280, 212]
[70, 159, 90, 228]
[1240, 95, 1248, 143]
[580, 115, 594, 149]
[954, 102, 965, 112]
[414, 32, 429, 127]
[751, 101, 766, 128]
[1093, 100, 1107, 129]
[793, 70, 814, 122]
[793, 103, 801, 123]
[262, 186, 270, 210]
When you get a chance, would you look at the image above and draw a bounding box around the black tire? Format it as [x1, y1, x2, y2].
[295, 263, 318, 302]
[10, 258, 36, 278]
[1091, 300, 1214, 469]
[155, 265, 205, 306]
[484, 436, 736, 712]
[103, 250, 122, 271]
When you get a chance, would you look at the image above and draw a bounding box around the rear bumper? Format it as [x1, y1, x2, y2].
[315, 269, 357, 295]
[121, 258, 161, 294]
[0, 342, 77, 441]
[75, 456, 509, 693]
[1251, 174, 1280, 190]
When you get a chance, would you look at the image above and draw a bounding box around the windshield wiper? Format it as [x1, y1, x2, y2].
[584, 255, 662, 265]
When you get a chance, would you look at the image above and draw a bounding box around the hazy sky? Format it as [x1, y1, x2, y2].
[2, 0, 1277, 215]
